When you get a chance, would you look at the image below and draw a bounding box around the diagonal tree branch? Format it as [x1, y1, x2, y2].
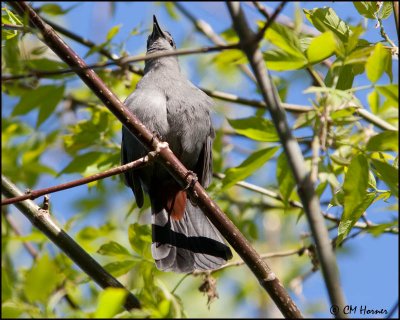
[1, 175, 141, 310]
[7, 2, 302, 317]
[226, 2, 347, 318]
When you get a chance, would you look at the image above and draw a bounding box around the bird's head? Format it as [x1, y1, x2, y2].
[147, 15, 176, 53]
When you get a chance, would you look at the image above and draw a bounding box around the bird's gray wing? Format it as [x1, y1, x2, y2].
[195, 122, 215, 188]
[121, 127, 144, 208]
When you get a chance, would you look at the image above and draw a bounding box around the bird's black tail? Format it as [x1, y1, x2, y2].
[151, 201, 233, 273]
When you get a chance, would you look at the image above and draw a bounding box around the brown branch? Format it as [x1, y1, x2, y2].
[7, 2, 301, 317]
[1, 175, 141, 310]
[227, 3, 347, 317]
[2, 156, 152, 206]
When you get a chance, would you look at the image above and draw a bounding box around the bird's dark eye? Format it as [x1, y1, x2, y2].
[169, 39, 174, 46]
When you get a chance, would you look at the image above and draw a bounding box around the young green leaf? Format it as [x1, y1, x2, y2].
[97, 241, 132, 258]
[371, 159, 399, 197]
[375, 84, 398, 105]
[366, 131, 398, 152]
[23, 254, 64, 303]
[227, 116, 279, 142]
[366, 43, 390, 83]
[94, 288, 128, 318]
[306, 31, 336, 64]
[263, 49, 308, 71]
[337, 154, 370, 244]
[353, 2, 379, 19]
[106, 24, 122, 41]
[277, 152, 296, 206]
[367, 90, 380, 114]
[265, 23, 304, 57]
[222, 146, 279, 190]
[103, 260, 137, 277]
[303, 7, 351, 42]
[128, 223, 152, 259]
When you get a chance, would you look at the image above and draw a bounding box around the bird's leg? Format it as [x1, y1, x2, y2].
[183, 170, 198, 191]
[184, 171, 200, 206]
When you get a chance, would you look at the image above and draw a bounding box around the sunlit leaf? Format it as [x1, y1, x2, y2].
[304, 7, 351, 42]
[366, 131, 398, 152]
[366, 43, 390, 83]
[353, 2, 379, 19]
[94, 288, 128, 318]
[306, 31, 336, 64]
[222, 147, 279, 190]
[227, 116, 279, 142]
[337, 154, 371, 244]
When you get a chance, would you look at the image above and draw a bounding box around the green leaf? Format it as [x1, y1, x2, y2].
[366, 131, 398, 152]
[371, 159, 399, 197]
[60, 152, 103, 175]
[263, 49, 308, 71]
[227, 117, 279, 142]
[337, 154, 370, 244]
[23, 254, 64, 303]
[353, 2, 379, 19]
[97, 241, 132, 258]
[12, 85, 65, 127]
[164, 2, 179, 20]
[277, 152, 296, 205]
[379, 2, 393, 19]
[338, 192, 375, 244]
[106, 24, 121, 41]
[40, 4, 65, 16]
[265, 23, 305, 57]
[368, 90, 380, 114]
[303, 7, 351, 42]
[37, 85, 65, 127]
[212, 49, 247, 67]
[222, 146, 279, 190]
[103, 260, 137, 277]
[307, 31, 336, 64]
[128, 223, 152, 259]
[375, 84, 398, 105]
[366, 43, 390, 83]
[94, 288, 128, 318]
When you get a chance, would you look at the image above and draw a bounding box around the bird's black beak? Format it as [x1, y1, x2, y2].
[151, 15, 165, 40]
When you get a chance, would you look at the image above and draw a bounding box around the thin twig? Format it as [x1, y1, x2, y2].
[2, 156, 152, 206]
[210, 247, 306, 272]
[254, 2, 287, 42]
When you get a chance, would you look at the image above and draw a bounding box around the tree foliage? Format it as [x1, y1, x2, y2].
[1, 2, 398, 318]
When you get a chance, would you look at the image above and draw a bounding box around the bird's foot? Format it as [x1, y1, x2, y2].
[183, 170, 198, 191]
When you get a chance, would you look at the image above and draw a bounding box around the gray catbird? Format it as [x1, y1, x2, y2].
[121, 16, 233, 273]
